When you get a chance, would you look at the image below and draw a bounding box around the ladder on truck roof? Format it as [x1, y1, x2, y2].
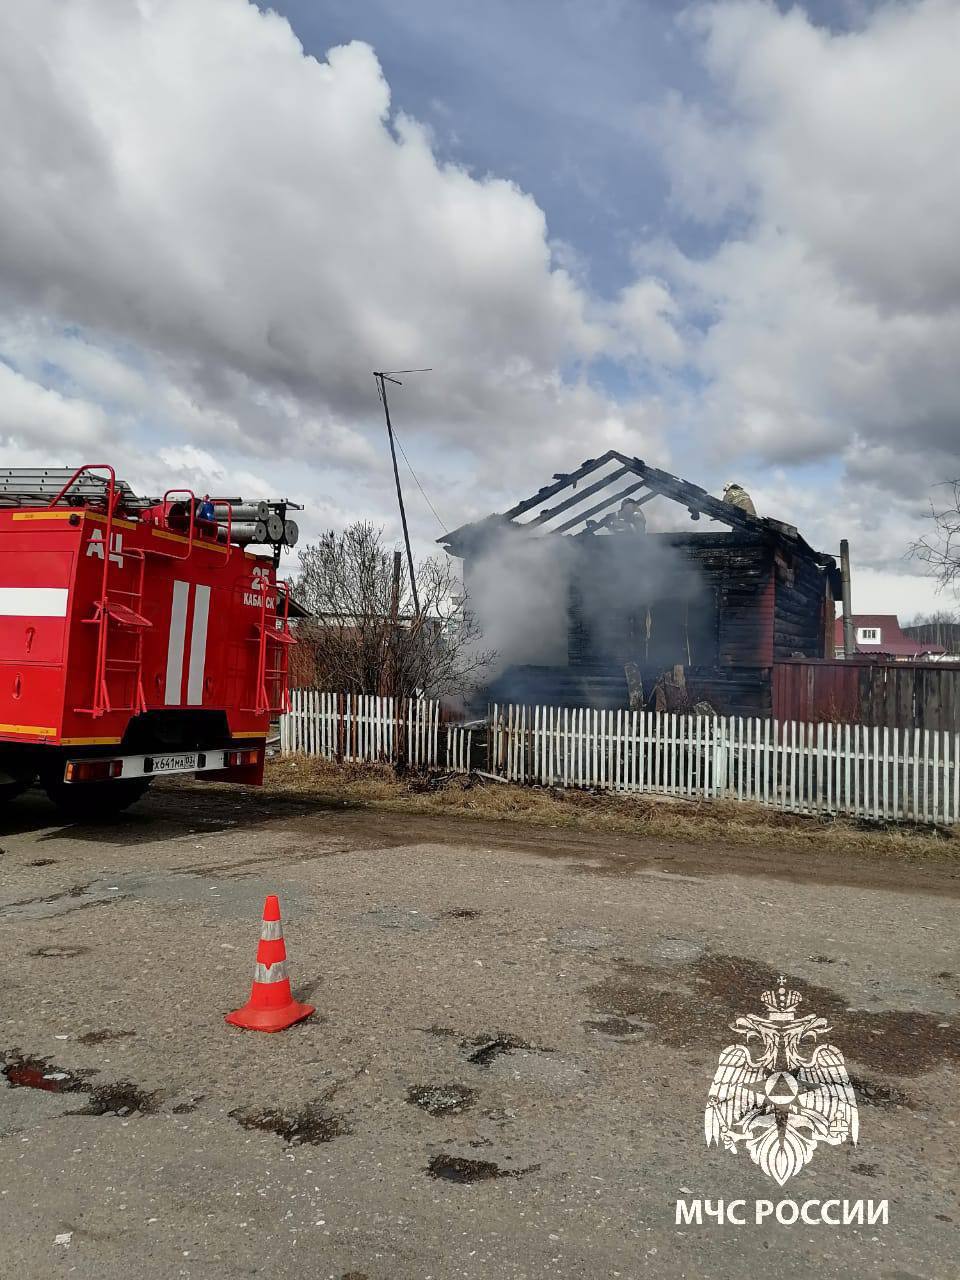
[0, 467, 139, 507]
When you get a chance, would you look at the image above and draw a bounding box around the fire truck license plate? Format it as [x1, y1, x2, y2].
[151, 753, 198, 773]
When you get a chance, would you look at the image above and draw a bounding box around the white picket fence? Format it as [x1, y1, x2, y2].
[280, 689, 442, 766]
[491, 703, 960, 825]
[445, 724, 475, 773]
[279, 689, 959, 824]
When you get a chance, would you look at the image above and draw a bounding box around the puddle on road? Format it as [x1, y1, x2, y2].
[3, 1049, 159, 1116]
[588, 952, 960, 1077]
[230, 1102, 349, 1145]
[407, 1084, 478, 1116]
[3, 1053, 91, 1095]
[426, 1153, 539, 1183]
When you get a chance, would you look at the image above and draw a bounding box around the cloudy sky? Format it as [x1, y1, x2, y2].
[2, 0, 958, 615]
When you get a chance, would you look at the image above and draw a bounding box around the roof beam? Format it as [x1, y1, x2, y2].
[555, 481, 653, 533]
[528, 465, 631, 527]
[502, 450, 620, 521]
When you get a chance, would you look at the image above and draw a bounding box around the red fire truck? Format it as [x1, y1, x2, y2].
[0, 464, 298, 816]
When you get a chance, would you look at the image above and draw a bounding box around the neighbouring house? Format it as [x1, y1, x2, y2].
[440, 451, 841, 718]
[832, 615, 946, 660]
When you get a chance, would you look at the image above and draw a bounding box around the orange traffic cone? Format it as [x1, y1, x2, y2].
[226, 895, 315, 1032]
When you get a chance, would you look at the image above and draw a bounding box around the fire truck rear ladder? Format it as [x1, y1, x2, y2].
[44, 465, 152, 719]
[251, 580, 295, 716]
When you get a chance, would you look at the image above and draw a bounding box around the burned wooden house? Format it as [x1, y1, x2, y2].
[440, 452, 841, 718]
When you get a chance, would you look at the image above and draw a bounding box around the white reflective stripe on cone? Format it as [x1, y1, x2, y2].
[253, 960, 288, 983]
[260, 920, 283, 941]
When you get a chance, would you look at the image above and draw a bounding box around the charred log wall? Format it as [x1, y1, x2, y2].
[773, 551, 831, 660]
[568, 532, 775, 670]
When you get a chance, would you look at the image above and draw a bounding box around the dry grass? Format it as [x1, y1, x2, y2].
[263, 755, 959, 862]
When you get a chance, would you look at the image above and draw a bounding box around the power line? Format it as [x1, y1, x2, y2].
[390, 424, 448, 534]
[373, 368, 437, 617]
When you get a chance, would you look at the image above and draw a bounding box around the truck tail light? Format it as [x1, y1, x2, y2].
[64, 759, 123, 783]
[225, 748, 260, 768]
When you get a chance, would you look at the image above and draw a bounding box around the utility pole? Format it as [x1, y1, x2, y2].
[373, 369, 430, 619]
[840, 538, 855, 658]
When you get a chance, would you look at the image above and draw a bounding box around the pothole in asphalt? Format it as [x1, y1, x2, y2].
[443, 908, 480, 920]
[2, 1053, 92, 1094]
[77, 1029, 136, 1046]
[848, 1076, 913, 1110]
[466, 1034, 551, 1067]
[229, 1103, 349, 1145]
[426, 1154, 539, 1183]
[28, 859, 58, 867]
[29, 945, 89, 959]
[72, 1081, 163, 1116]
[171, 1096, 205, 1114]
[582, 1016, 650, 1037]
[407, 1084, 478, 1116]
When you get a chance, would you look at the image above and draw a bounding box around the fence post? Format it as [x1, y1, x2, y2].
[713, 719, 729, 798]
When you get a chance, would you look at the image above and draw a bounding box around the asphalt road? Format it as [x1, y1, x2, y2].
[1, 781, 958, 1279]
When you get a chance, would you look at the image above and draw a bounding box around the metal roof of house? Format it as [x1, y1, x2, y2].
[833, 614, 946, 657]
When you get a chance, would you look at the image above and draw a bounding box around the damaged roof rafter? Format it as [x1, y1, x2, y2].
[441, 450, 839, 581]
[505, 450, 774, 536]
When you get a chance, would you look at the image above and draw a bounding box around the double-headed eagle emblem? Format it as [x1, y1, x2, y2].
[704, 977, 858, 1185]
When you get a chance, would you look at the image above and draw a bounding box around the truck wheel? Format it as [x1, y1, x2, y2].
[44, 779, 153, 820]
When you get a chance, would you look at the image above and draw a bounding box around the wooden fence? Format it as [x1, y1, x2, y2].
[490, 703, 959, 825]
[772, 658, 960, 732]
[279, 691, 959, 824]
[280, 690, 442, 767]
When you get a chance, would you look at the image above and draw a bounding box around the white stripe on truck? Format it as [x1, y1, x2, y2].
[0, 587, 68, 617]
[164, 580, 190, 705]
[186, 584, 210, 705]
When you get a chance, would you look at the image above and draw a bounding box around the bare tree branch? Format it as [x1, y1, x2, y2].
[288, 522, 495, 698]
[910, 480, 960, 599]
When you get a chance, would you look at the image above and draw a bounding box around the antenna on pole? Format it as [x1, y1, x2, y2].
[373, 369, 431, 619]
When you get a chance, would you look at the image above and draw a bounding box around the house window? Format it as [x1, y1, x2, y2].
[857, 626, 880, 643]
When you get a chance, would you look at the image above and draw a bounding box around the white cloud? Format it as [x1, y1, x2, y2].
[624, 0, 960, 597]
[0, 360, 111, 450]
[0, 0, 955, 618]
[0, 0, 674, 552]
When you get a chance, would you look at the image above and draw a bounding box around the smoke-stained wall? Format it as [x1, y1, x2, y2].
[464, 526, 574, 671]
[567, 534, 715, 669]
